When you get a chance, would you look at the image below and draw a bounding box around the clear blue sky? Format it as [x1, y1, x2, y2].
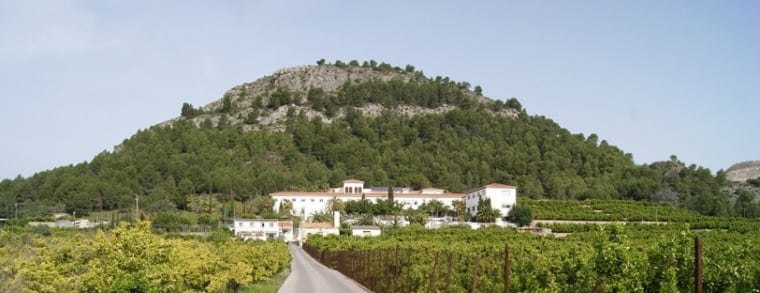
[1, 1, 758, 180]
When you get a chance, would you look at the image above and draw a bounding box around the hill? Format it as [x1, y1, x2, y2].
[726, 160, 760, 182]
[0, 60, 749, 218]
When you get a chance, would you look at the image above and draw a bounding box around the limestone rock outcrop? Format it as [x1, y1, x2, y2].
[726, 161, 760, 182]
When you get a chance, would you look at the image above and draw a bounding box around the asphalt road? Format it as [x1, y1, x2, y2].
[278, 244, 368, 293]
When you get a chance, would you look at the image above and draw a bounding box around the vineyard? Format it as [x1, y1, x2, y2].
[299, 199, 760, 292]
[305, 224, 760, 292]
[522, 198, 760, 233]
[0, 222, 290, 292]
[521, 198, 705, 222]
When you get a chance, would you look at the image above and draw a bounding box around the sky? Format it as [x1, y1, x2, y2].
[0, 0, 758, 180]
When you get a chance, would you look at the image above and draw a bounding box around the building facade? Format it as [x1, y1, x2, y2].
[463, 183, 518, 218]
[230, 218, 282, 241]
[271, 179, 517, 221]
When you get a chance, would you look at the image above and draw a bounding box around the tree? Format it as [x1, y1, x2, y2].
[404, 208, 428, 226]
[475, 197, 500, 223]
[508, 206, 533, 227]
[316, 58, 325, 66]
[279, 199, 293, 217]
[220, 95, 234, 113]
[181, 103, 198, 118]
[505, 97, 522, 111]
[733, 189, 759, 217]
[244, 110, 259, 125]
[325, 197, 344, 213]
[309, 210, 332, 222]
[421, 199, 447, 217]
[474, 85, 483, 96]
[452, 200, 466, 221]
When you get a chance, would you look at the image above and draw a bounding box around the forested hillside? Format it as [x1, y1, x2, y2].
[0, 60, 748, 218]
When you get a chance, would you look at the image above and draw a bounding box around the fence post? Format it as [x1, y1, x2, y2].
[360, 250, 365, 285]
[694, 236, 702, 293]
[380, 249, 391, 292]
[426, 250, 441, 293]
[504, 243, 510, 293]
[338, 251, 344, 273]
[393, 245, 400, 292]
[444, 252, 453, 293]
[407, 248, 412, 293]
[470, 255, 480, 293]
[372, 249, 378, 291]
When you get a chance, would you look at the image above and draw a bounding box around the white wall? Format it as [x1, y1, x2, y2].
[488, 188, 516, 218]
[351, 228, 381, 237]
[465, 186, 517, 219]
[233, 219, 279, 234]
[298, 228, 339, 242]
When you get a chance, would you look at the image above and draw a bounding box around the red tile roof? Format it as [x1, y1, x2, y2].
[342, 178, 364, 183]
[485, 183, 517, 189]
[271, 191, 464, 198]
[465, 183, 517, 194]
[301, 222, 335, 229]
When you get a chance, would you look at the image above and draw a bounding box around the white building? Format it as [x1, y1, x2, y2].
[272, 179, 466, 218]
[463, 183, 517, 219]
[298, 222, 339, 243]
[271, 179, 518, 222]
[350, 225, 382, 237]
[231, 218, 282, 241]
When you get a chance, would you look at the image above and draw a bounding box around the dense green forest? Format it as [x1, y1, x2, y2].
[0, 60, 751, 219]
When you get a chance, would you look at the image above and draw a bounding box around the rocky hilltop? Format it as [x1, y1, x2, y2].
[726, 161, 760, 182]
[160, 63, 516, 131]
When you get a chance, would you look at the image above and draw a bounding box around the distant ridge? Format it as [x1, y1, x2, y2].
[726, 161, 760, 182]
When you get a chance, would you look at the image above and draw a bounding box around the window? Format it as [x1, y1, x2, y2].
[502, 204, 511, 208]
[413, 201, 418, 205]
[310, 198, 315, 202]
[319, 199, 324, 203]
[291, 198, 296, 201]
[269, 222, 274, 227]
[301, 199, 305, 202]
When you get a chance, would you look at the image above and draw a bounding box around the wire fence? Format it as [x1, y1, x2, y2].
[303, 237, 706, 293]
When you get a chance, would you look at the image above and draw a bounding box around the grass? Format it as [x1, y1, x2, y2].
[242, 270, 290, 293]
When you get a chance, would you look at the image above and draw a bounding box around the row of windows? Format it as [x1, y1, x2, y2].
[465, 191, 485, 200]
[237, 222, 275, 227]
[344, 187, 363, 193]
[277, 198, 458, 207]
[288, 198, 325, 203]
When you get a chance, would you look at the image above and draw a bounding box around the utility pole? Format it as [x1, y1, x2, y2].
[135, 194, 139, 220]
[15, 202, 18, 220]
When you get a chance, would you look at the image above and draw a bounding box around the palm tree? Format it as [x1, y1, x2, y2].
[326, 197, 345, 213]
[452, 200, 467, 222]
[309, 211, 333, 223]
[279, 199, 293, 217]
[424, 200, 451, 218]
[475, 197, 501, 223]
